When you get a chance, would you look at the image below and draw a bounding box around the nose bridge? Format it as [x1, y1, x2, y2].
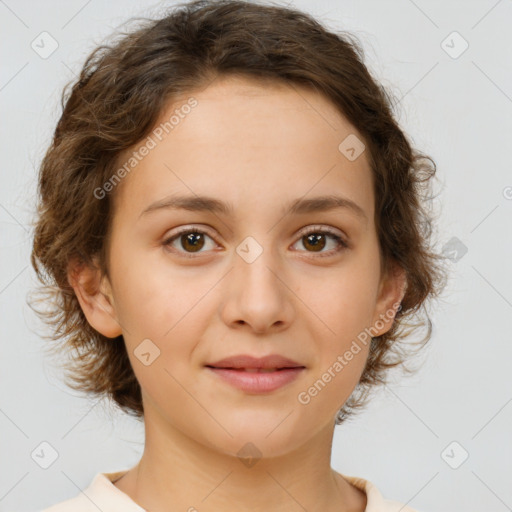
[221, 231, 293, 332]
[234, 231, 283, 295]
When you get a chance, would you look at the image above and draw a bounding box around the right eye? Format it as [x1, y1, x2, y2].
[162, 227, 218, 258]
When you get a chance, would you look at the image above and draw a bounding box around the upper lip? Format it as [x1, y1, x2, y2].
[206, 354, 305, 370]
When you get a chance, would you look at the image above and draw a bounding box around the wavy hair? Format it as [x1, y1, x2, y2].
[29, 0, 449, 423]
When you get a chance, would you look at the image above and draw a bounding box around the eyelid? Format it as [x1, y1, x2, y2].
[298, 224, 345, 240]
[169, 224, 217, 239]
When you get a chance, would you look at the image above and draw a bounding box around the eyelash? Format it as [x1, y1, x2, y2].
[162, 225, 348, 259]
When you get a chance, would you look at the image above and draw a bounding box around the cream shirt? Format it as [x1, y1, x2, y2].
[40, 470, 419, 512]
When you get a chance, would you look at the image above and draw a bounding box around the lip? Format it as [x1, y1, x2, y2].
[205, 354, 305, 394]
[206, 354, 304, 370]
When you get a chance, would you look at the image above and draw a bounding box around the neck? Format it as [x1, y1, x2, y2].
[114, 410, 366, 512]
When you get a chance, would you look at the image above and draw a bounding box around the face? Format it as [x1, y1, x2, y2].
[77, 75, 405, 458]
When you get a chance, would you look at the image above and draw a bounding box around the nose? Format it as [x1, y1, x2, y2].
[219, 244, 295, 335]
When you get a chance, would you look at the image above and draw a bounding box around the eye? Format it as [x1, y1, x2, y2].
[291, 226, 348, 257]
[162, 225, 348, 259]
[163, 226, 216, 258]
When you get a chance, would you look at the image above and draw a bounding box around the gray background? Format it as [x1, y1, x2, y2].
[1, 0, 511, 511]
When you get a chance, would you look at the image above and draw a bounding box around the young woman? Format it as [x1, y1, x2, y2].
[31, 1, 447, 510]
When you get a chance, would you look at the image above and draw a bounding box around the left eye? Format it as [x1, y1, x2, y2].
[292, 228, 348, 256]
[163, 226, 347, 258]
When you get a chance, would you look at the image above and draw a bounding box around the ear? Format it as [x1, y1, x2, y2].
[67, 256, 123, 339]
[370, 261, 407, 337]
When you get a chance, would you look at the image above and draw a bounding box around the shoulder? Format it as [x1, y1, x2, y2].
[39, 470, 144, 512]
[340, 473, 420, 512]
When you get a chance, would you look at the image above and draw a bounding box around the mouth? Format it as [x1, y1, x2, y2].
[206, 353, 304, 371]
[206, 367, 300, 372]
[205, 354, 306, 393]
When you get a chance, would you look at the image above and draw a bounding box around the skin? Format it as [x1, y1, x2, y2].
[70, 75, 406, 512]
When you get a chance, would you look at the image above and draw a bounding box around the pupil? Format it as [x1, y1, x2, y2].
[305, 233, 325, 252]
[183, 232, 204, 252]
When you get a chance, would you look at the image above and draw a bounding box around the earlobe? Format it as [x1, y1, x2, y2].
[67, 257, 123, 339]
[371, 263, 407, 337]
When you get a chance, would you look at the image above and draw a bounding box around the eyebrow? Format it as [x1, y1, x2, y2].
[139, 194, 368, 223]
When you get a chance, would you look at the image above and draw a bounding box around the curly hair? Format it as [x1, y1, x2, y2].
[29, 0, 449, 424]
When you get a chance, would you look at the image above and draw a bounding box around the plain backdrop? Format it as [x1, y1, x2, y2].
[1, 1, 511, 511]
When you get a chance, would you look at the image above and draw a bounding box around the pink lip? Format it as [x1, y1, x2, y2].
[205, 354, 305, 393]
[206, 367, 305, 393]
[207, 354, 303, 370]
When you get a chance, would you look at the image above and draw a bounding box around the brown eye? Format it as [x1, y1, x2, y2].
[180, 232, 206, 252]
[163, 228, 216, 257]
[302, 232, 327, 252]
[163, 225, 348, 259]
[292, 227, 348, 257]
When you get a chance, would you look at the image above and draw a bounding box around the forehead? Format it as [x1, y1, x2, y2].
[112, 75, 374, 225]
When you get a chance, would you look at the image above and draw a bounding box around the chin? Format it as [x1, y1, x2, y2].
[200, 408, 314, 460]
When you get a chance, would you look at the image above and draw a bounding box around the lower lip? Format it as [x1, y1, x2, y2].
[206, 367, 305, 393]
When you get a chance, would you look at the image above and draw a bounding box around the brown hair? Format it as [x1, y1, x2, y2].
[29, 0, 449, 423]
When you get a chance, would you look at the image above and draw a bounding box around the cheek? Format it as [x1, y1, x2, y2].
[111, 260, 215, 372]
[303, 258, 378, 388]
[110, 247, 187, 333]
[310, 267, 380, 339]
